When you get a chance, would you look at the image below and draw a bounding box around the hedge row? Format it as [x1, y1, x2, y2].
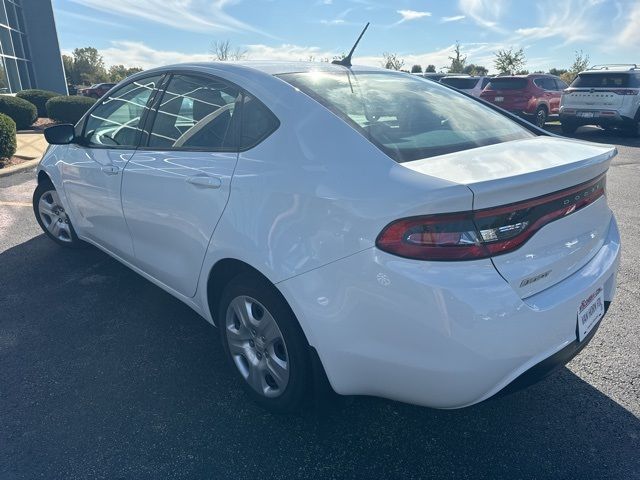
[0, 112, 16, 160]
[0, 95, 37, 130]
[46, 96, 96, 124]
[16, 89, 59, 117]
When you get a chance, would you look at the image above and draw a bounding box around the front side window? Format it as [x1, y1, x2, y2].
[148, 74, 240, 150]
[83, 75, 162, 147]
[279, 71, 533, 163]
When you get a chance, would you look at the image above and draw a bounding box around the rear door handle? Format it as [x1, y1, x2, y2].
[101, 165, 120, 175]
[186, 175, 222, 189]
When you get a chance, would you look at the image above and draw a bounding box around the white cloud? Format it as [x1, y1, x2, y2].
[99, 41, 212, 69]
[68, 0, 271, 36]
[441, 15, 466, 23]
[458, 0, 506, 31]
[617, 1, 640, 46]
[513, 0, 603, 46]
[396, 9, 432, 22]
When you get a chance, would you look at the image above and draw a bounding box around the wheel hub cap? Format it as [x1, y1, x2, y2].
[38, 190, 73, 243]
[225, 295, 290, 398]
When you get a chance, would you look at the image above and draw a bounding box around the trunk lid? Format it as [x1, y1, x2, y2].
[403, 136, 616, 298]
[562, 89, 626, 109]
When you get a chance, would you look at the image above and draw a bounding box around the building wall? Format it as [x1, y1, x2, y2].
[0, 0, 66, 94]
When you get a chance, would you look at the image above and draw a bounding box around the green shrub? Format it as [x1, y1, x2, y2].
[16, 89, 59, 117]
[0, 113, 17, 160]
[46, 96, 96, 124]
[0, 95, 37, 130]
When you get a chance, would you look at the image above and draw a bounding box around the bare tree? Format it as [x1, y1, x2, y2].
[381, 52, 405, 71]
[448, 41, 467, 73]
[212, 40, 247, 61]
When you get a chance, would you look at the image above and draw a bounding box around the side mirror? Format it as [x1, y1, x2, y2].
[44, 124, 76, 145]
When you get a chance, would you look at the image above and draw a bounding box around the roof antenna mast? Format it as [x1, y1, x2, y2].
[332, 22, 370, 68]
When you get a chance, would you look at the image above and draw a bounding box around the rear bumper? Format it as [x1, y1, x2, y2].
[560, 109, 636, 127]
[278, 216, 621, 409]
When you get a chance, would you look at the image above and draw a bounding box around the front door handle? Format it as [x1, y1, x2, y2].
[186, 175, 222, 189]
[101, 165, 120, 175]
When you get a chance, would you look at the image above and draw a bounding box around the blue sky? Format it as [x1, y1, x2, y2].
[52, 0, 640, 73]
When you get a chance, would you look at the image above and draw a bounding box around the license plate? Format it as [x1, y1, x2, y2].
[577, 287, 605, 341]
[495, 96, 504, 102]
[577, 111, 595, 118]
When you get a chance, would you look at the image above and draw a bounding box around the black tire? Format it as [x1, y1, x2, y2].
[218, 273, 313, 413]
[33, 179, 84, 248]
[561, 121, 578, 135]
[534, 106, 548, 128]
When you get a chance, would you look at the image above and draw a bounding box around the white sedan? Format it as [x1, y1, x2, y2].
[35, 62, 621, 412]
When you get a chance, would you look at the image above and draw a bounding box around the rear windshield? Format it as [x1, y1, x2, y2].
[570, 73, 635, 88]
[486, 78, 529, 90]
[440, 77, 479, 89]
[279, 71, 533, 163]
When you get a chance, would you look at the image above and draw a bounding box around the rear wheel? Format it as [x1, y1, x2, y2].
[534, 106, 548, 128]
[33, 180, 83, 248]
[219, 273, 312, 413]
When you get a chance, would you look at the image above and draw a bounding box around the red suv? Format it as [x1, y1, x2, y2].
[79, 83, 116, 99]
[479, 74, 568, 127]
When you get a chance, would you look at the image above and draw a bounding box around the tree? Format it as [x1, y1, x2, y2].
[463, 64, 488, 76]
[62, 47, 108, 85]
[448, 41, 467, 73]
[62, 54, 75, 85]
[411, 64, 423, 73]
[212, 40, 247, 61]
[381, 52, 405, 71]
[560, 50, 590, 84]
[548, 68, 568, 77]
[425, 64, 436, 73]
[493, 47, 526, 75]
[108, 65, 143, 82]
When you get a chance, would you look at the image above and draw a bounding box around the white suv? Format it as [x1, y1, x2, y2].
[440, 75, 491, 97]
[560, 64, 640, 135]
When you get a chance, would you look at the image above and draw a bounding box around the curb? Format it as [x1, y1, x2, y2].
[0, 157, 40, 178]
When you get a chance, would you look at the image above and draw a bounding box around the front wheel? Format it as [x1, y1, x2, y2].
[33, 180, 83, 248]
[534, 106, 548, 128]
[219, 274, 313, 413]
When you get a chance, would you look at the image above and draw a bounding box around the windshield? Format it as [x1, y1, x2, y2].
[440, 77, 479, 89]
[571, 73, 635, 88]
[279, 71, 533, 163]
[485, 78, 529, 90]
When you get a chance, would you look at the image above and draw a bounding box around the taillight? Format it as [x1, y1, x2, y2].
[376, 174, 606, 261]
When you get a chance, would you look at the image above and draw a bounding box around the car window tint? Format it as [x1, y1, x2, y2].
[486, 78, 529, 90]
[239, 94, 279, 150]
[83, 75, 162, 147]
[279, 71, 533, 163]
[555, 79, 568, 90]
[440, 78, 479, 89]
[148, 74, 240, 150]
[571, 73, 631, 88]
[481, 78, 491, 89]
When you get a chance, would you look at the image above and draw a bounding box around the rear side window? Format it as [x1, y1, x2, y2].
[279, 71, 533, 163]
[440, 78, 479, 89]
[486, 78, 529, 90]
[148, 74, 240, 150]
[571, 73, 634, 88]
[534, 78, 557, 90]
[239, 94, 280, 150]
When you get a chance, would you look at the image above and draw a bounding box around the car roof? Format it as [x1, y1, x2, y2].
[140, 61, 389, 77]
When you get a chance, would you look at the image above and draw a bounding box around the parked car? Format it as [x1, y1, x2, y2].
[36, 62, 620, 412]
[79, 83, 116, 98]
[560, 64, 640, 135]
[413, 72, 447, 82]
[480, 74, 568, 127]
[440, 75, 491, 97]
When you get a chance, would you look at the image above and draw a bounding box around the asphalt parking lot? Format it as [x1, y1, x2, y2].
[1, 126, 639, 480]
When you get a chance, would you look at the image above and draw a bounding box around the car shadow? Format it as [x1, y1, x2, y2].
[546, 123, 640, 148]
[1, 235, 638, 479]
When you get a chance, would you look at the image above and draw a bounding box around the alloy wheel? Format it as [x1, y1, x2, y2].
[536, 109, 547, 128]
[225, 295, 290, 398]
[37, 190, 73, 243]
